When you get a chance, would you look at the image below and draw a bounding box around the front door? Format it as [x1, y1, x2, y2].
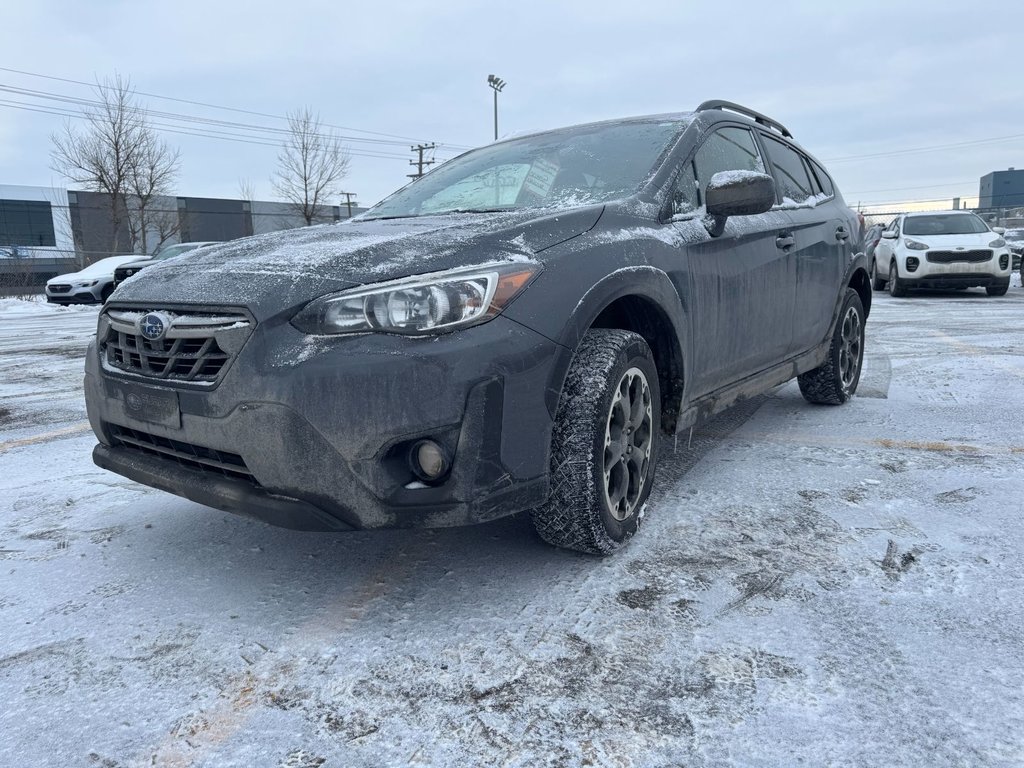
[668, 125, 796, 397]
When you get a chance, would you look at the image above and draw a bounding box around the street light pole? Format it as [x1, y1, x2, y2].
[487, 74, 506, 141]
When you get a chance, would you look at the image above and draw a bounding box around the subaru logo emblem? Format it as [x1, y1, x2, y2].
[139, 312, 168, 341]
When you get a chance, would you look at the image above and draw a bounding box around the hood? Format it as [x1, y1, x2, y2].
[110, 206, 603, 319]
[48, 272, 88, 285]
[905, 233, 1003, 248]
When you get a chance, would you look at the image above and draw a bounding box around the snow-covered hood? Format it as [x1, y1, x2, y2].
[110, 206, 603, 319]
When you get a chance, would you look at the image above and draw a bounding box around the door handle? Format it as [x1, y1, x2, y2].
[835, 227, 849, 242]
[776, 234, 795, 250]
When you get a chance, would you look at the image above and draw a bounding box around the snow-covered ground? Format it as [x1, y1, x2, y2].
[1, 283, 1023, 767]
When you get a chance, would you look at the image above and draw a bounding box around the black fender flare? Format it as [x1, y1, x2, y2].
[542, 266, 690, 420]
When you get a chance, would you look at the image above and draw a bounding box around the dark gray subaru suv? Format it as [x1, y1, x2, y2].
[86, 100, 870, 554]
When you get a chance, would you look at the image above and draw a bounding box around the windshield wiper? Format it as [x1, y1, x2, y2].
[442, 207, 514, 214]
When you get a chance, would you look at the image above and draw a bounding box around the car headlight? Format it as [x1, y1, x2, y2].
[292, 262, 540, 336]
[75, 279, 100, 287]
[988, 238, 1006, 248]
[903, 239, 929, 251]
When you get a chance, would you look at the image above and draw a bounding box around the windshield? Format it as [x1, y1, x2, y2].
[364, 119, 688, 219]
[902, 214, 990, 236]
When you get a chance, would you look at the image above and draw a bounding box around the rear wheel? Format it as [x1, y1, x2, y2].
[986, 281, 1009, 297]
[887, 262, 907, 298]
[532, 329, 660, 555]
[798, 288, 865, 405]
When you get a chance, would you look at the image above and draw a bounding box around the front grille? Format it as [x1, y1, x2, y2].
[49, 284, 72, 293]
[109, 423, 257, 484]
[926, 249, 992, 264]
[100, 309, 251, 385]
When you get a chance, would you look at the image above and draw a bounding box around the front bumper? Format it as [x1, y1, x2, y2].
[898, 273, 1009, 290]
[46, 288, 102, 304]
[898, 249, 1011, 288]
[85, 312, 561, 531]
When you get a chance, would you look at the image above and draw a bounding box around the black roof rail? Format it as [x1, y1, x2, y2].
[696, 100, 793, 139]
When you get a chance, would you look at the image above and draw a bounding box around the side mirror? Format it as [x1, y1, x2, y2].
[704, 171, 776, 237]
[992, 226, 1006, 234]
[881, 231, 897, 239]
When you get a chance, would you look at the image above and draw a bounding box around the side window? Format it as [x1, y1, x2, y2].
[810, 159, 834, 197]
[761, 134, 815, 203]
[671, 160, 698, 215]
[693, 127, 765, 206]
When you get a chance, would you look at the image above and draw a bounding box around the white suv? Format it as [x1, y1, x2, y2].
[871, 211, 1012, 297]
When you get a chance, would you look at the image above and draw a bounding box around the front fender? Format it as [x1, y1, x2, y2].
[539, 266, 690, 419]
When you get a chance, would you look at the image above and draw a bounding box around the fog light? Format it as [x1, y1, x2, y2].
[906, 256, 920, 272]
[999, 254, 1008, 270]
[411, 440, 449, 482]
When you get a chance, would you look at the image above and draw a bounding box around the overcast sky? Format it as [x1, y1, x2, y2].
[2, 0, 1022, 211]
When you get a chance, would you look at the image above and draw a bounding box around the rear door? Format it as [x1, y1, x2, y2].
[669, 125, 796, 396]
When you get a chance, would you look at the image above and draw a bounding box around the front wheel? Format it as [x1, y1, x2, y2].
[532, 329, 661, 555]
[870, 257, 886, 291]
[798, 288, 865, 405]
[887, 262, 907, 298]
[986, 281, 1009, 297]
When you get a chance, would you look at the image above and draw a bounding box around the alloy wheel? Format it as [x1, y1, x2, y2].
[602, 367, 654, 521]
[838, 305, 862, 391]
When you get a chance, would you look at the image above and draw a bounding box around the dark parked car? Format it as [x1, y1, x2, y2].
[1004, 228, 1023, 271]
[112, 241, 220, 288]
[84, 100, 871, 554]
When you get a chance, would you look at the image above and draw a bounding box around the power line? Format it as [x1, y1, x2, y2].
[0, 100, 440, 161]
[823, 133, 1024, 163]
[0, 65, 475, 151]
[0, 84, 462, 158]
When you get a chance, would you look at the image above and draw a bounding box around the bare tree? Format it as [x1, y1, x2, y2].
[272, 107, 351, 226]
[50, 75, 179, 260]
[127, 130, 180, 254]
[237, 177, 257, 203]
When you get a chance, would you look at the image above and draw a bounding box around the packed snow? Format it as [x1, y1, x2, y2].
[1, 280, 1023, 766]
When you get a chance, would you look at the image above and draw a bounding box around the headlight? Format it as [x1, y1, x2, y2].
[903, 239, 929, 251]
[988, 238, 1006, 248]
[292, 262, 540, 335]
[75, 279, 100, 287]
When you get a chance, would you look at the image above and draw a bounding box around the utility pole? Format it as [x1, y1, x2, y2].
[408, 143, 437, 180]
[340, 191, 357, 218]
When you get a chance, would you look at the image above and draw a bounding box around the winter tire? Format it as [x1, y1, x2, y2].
[101, 284, 114, 302]
[532, 329, 660, 555]
[798, 288, 865, 405]
[986, 282, 1009, 297]
[887, 262, 907, 298]
[870, 258, 885, 291]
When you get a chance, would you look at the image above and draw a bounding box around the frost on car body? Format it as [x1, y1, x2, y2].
[84, 100, 871, 554]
